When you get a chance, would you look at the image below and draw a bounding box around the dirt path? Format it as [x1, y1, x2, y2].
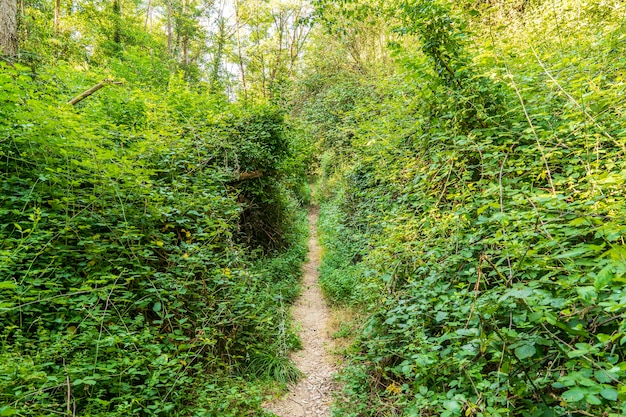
[265, 208, 336, 417]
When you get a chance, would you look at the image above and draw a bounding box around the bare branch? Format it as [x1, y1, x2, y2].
[67, 79, 124, 106]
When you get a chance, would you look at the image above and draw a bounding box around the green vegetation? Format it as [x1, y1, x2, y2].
[3, 0, 626, 416]
[301, 0, 626, 416]
[0, 1, 310, 415]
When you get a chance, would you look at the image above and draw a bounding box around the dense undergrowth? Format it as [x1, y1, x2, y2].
[0, 4, 311, 414]
[4, 0, 626, 415]
[304, 0, 626, 416]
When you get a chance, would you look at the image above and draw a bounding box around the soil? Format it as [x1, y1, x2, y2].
[264, 207, 337, 417]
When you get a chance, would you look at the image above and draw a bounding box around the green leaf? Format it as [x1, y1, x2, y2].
[75, 377, 97, 386]
[594, 265, 613, 290]
[585, 393, 602, 405]
[555, 246, 594, 259]
[569, 217, 587, 226]
[594, 369, 617, 383]
[575, 286, 597, 303]
[562, 388, 585, 402]
[568, 349, 590, 358]
[477, 202, 499, 215]
[514, 344, 536, 360]
[600, 388, 618, 401]
[153, 301, 162, 313]
[0, 406, 17, 416]
[443, 400, 461, 412]
[0, 281, 17, 290]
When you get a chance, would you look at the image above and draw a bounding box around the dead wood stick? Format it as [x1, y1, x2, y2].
[235, 170, 263, 181]
[67, 79, 123, 106]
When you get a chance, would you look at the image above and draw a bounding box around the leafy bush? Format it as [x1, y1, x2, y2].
[0, 57, 308, 415]
[306, 0, 626, 416]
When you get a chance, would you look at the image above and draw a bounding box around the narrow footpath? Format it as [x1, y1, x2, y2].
[265, 208, 336, 417]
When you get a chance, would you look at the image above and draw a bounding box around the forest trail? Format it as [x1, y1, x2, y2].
[265, 207, 337, 417]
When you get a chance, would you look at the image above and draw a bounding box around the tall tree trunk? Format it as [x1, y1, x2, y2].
[253, 24, 265, 98]
[112, 0, 122, 48]
[209, 16, 226, 93]
[181, 0, 188, 65]
[0, 0, 18, 56]
[167, 0, 173, 56]
[236, 34, 247, 100]
[268, 11, 285, 98]
[234, 2, 247, 101]
[144, 0, 151, 31]
[54, 0, 60, 32]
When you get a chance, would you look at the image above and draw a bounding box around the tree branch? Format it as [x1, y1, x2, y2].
[67, 79, 123, 106]
[234, 171, 263, 182]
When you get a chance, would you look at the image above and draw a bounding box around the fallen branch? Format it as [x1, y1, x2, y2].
[234, 170, 263, 182]
[67, 79, 124, 106]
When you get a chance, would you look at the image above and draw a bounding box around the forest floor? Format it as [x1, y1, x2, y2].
[264, 207, 337, 417]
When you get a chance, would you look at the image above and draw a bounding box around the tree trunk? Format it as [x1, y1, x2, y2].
[167, 0, 173, 56]
[268, 11, 285, 97]
[234, 2, 247, 101]
[209, 17, 226, 93]
[112, 0, 121, 47]
[54, 0, 60, 32]
[0, 0, 18, 56]
[181, 0, 188, 65]
[144, 0, 151, 31]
